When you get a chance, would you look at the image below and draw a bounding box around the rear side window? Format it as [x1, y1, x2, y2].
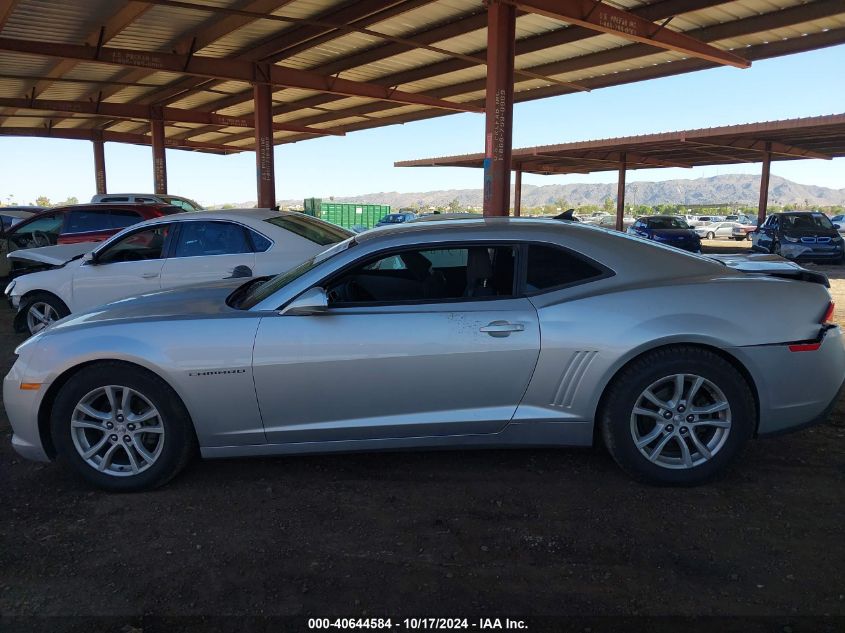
[65, 209, 110, 233]
[264, 214, 351, 245]
[249, 230, 272, 252]
[158, 206, 185, 215]
[526, 245, 605, 292]
[109, 209, 143, 229]
[99, 196, 130, 202]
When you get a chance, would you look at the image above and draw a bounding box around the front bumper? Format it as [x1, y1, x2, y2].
[779, 242, 843, 261]
[4, 355, 51, 462]
[731, 326, 845, 436]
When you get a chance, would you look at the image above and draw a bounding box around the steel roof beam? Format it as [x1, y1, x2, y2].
[509, 0, 749, 68]
[258, 2, 840, 144]
[0, 97, 345, 136]
[0, 37, 481, 114]
[144, 0, 426, 108]
[0, 127, 242, 153]
[687, 138, 832, 160]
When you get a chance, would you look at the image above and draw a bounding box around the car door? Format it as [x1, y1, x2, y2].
[70, 223, 172, 311]
[252, 244, 541, 444]
[59, 207, 115, 244]
[159, 220, 256, 289]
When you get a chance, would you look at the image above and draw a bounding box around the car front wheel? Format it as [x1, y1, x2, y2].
[599, 346, 755, 486]
[20, 292, 69, 335]
[51, 362, 196, 492]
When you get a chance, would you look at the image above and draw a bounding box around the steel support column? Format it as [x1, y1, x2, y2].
[483, 0, 515, 217]
[92, 136, 107, 195]
[254, 82, 276, 208]
[616, 152, 627, 231]
[513, 168, 522, 216]
[150, 117, 167, 194]
[758, 143, 771, 226]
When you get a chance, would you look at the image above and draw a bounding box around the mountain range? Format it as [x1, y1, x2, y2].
[213, 174, 845, 209]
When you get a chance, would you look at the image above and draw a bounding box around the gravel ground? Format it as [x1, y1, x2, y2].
[1, 242, 844, 632]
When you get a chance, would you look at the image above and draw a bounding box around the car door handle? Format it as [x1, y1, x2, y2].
[480, 321, 524, 337]
[141, 272, 159, 279]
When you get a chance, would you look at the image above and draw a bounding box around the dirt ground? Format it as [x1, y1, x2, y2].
[1, 240, 844, 632]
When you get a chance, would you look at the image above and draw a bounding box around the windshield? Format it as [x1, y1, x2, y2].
[647, 217, 689, 230]
[160, 196, 202, 211]
[782, 213, 835, 231]
[238, 238, 355, 309]
[380, 214, 407, 224]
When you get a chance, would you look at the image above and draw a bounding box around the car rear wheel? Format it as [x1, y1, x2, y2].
[599, 346, 755, 486]
[51, 362, 196, 492]
[21, 292, 69, 335]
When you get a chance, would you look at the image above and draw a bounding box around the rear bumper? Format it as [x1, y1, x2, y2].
[730, 326, 845, 436]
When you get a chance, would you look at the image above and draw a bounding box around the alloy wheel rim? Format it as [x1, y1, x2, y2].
[26, 302, 59, 333]
[630, 373, 731, 470]
[70, 385, 165, 477]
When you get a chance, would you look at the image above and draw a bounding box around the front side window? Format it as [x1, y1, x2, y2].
[9, 212, 62, 248]
[326, 245, 516, 305]
[97, 225, 171, 264]
[173, 221, 250, 258]
[525, 245, 605, 292]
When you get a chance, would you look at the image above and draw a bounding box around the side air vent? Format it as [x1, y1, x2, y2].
[551, 351, 598, 408]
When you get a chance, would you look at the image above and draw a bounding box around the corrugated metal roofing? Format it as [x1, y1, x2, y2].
[395, 113, 845, 174]
[0, 0, 843, 153]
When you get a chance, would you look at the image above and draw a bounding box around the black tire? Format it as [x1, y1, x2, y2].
[19, 291, 69, 335]
[51, 362, 196, 492]
[599, 346, 755, 486]
[772, 239, 781, 256]
[706, 232, 715, 240]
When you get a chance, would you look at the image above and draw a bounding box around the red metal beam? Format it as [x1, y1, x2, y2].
[691, 137, 832, 160]
[509, 0, 749, 68]
[758, 144, 771, 226]
[483, 1, 516, 218]
[0, 126, 241, 153]
[616, 153, 626, 231]
[151, 118, 168, 195]
[513, 168, 522, 217]
[254, 83, 276, 209]
[0, 37, 480, 114]
[93, 136, 107, 195]
[0, 97, 345, 137]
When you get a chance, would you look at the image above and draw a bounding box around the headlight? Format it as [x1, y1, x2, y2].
[4, 279, 15, 296]
[832, 235, 842, 243]
[784, 235, 799, 243]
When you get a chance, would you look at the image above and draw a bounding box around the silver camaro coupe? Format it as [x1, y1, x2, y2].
[5, 219, 844, 491]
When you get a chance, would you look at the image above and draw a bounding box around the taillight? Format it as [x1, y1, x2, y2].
[789, 343, 821, 352]
[821, 301, 835, 324]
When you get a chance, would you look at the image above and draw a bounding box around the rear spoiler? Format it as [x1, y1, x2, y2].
[708, 253, 830, 288]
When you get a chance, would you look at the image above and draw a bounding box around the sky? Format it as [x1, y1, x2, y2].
[1, 44, 844, 207]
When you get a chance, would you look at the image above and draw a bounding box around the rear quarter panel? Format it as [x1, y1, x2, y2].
[521, 273, 832, 426]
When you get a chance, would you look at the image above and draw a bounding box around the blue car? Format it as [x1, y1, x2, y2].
[627, 215, 702, 253]
[376, 212, 416, 227]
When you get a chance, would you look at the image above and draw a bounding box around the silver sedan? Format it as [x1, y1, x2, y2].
[5, 219, 844, 491]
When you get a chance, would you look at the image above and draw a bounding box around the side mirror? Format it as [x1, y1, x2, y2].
[281, 286, 328, 316]
[835, 224, 841, 230]
[83, 251, 98, 265]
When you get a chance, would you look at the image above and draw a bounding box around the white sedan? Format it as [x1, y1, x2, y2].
[5, 209, 351, 334]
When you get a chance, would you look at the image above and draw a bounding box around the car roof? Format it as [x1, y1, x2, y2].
[126, 208, 293, 226]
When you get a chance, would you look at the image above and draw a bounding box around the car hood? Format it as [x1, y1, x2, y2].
[6, 242, 95, 265]
[48, 278, 250, 333]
